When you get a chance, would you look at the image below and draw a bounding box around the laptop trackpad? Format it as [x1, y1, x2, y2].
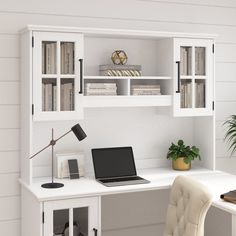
[98, 178, 150, 187]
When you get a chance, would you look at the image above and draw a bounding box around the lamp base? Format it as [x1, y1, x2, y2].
[41, 182, 64, 189]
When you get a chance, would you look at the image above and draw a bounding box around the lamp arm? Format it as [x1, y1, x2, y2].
[30, 143, 51, 159]
[54, 130, 72, 143]
[29, 129, 72, 159]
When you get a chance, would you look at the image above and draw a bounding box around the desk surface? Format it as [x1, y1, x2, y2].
[20, 167, 236, 215]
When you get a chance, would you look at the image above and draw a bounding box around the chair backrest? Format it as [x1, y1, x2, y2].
[163, 175, 212, 236]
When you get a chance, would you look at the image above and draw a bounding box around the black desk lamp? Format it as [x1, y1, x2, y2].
[30, 123, 87, 189]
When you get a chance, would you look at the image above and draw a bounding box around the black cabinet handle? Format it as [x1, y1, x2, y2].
[93, 228, 98, 236]
[79, 59, 83, 94]
[176, 61, 180, 93]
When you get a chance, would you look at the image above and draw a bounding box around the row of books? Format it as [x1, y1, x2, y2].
[180, 82, 192, 108]
[61, 83, 74, 111]
[61, 42, 74, 74]
[195, 47, 205, 76]
[42, 42, 74, 74]
[42, 82, 74, 111]
[180, 82, 205, 108]
[131, 85, 161, 96]
[180, 47, 192, 76]
[42, 42, 57, 74]
[195, 82, 205, 108]
[42, 83, 57, 111]
[84, 83, 117, 96]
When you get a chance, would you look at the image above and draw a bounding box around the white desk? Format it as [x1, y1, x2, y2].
[21, 168, 236, 236]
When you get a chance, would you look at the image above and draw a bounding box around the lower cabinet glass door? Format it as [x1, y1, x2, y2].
[44, 197, 99, 236]
[53, 209, 69, 236]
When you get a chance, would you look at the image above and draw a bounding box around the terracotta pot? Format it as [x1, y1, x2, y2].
[172, 157, 191, 171]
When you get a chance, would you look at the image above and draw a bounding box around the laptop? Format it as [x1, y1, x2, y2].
[92, 146, 150, 187]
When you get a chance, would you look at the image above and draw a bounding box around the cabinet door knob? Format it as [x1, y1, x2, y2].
[79, 59, 83, 94]
[176, 61, 181, 93]
[93, 228, 98, 236]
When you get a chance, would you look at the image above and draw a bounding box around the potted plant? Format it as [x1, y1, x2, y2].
[224, 115, 236, 156]
[167, 139, 201, 170]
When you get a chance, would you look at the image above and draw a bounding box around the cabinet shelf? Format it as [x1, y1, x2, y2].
[84, 75, 172, 80]
[83, 95, 172, 107]
[180, 76, 207, 80]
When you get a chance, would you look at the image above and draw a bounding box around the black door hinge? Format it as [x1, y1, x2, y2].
[212, 44, 215, 53]
[212, 101, 214, 111]
[42, 212, 44, 224]
[32, 36, 34, 48]
[32, 104, 34, 115]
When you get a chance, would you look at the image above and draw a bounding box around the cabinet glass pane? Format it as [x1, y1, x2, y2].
[60, 78, 75, 111]
[42, 78, 57, 111]
[195, 79, 206, 108]
[195, 47, 206, 76]
[180, 79, 192, 108]
[53, 209, 69, 236]
[73, 207, 88, 236]
[42, 41, 57, 74]
[61, 42, 75, 74]
[180, 47, 192, 76]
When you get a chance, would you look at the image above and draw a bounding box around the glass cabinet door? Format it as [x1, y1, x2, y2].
[174, 38, 213, 116]
[44, 197, 99, 236]
[33, 32, 84, 121]
[53, 209, 69, 236]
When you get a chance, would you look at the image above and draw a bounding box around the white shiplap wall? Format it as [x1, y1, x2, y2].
[0, 0, 236, 235]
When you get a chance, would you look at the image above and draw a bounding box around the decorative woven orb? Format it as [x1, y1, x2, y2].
[111, 50, 128, 65]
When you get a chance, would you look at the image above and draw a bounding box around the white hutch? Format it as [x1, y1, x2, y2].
[20, 25, 215, 236]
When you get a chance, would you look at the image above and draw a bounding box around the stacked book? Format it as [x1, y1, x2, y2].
[180, 82, 192, 108]
[42, 42, 57, 74]
[61, 42, 74, 74]
[131, 85, 161, 96]
[99, 65, 141, 76]
[61, 82, 74, 111]
[180, 47, 192, 75]
[42, 83, 57, 111]
[85, 83, 117, 96]
[195, 82, 205, 108]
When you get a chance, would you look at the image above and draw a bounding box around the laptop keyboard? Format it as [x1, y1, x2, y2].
[100, 176, 143, 183]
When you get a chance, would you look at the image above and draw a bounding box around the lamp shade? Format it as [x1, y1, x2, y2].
[71, 123, 87, 141]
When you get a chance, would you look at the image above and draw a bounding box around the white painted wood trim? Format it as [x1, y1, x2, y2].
[83, 95, 172, 107]
[21, 25, 217, 39]
[84, 76, 172, 80]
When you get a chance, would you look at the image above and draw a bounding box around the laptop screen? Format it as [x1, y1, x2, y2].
[92, 146, 137, 179]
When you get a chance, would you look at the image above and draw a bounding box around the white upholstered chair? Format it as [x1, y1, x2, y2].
[163, 175, 212, 236]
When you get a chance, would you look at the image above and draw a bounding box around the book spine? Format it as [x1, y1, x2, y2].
[53, 85, 57, 111]
[42, 83, 45, 111]
[61, 43, 65, 74]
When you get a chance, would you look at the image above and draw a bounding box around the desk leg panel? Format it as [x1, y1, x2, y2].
[232, 215, 236, 236]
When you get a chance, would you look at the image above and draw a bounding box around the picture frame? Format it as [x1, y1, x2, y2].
[55, 153, 85, 178]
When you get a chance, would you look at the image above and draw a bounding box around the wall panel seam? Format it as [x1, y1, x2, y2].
[137, 0, 236, 9]
[1, 10, 236, 28]
[0, 57, 19, 59]
[0, 218, 20, 223]
[216, 100, 236, 102]
[0, 194, 20, 199]
[0, 172, 19, 175]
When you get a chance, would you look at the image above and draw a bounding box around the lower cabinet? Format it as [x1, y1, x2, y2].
[43, 197, 100, 236]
